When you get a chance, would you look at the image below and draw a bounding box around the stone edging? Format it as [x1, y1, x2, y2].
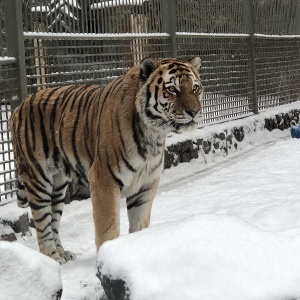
[164, 109, 300, 169]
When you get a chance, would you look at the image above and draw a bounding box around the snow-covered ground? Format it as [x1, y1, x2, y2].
[2, 125, 300, 299]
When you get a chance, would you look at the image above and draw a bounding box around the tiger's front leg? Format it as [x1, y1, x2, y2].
[89, 164, 121, 251]
[126, 179, 159, 233]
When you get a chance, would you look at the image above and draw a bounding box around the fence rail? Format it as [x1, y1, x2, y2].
[0, 0, 300, 201]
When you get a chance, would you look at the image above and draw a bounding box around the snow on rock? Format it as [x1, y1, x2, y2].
[0, 241, 62, 300]
[166, 101, 300, 146]
[164, 103, 300, 169]
[97, 214, 300, 300]
[0, 222, 16, 242]
[0, 200, 30, 222]
[0, 201, 31, 236]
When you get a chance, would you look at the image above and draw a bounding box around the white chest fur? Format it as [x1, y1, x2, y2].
[120, 143, 164, 199]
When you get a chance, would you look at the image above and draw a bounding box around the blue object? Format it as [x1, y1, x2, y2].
[291, 124, 300, 139]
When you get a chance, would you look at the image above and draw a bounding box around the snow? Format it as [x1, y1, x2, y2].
[3, 106, 300, 299]
[97, 132, 300, 299]
[91, 0, 146, 10]
[98, 214, 300, 300]
[176, 32, 300, 39]
[255, 33, 300, 39]
[23, 32, 169, 40]
[0, 200, 28, 221]
[0, 57, 16, 63]
[176, 32, 250, 38]
[0, 241, 62, 300]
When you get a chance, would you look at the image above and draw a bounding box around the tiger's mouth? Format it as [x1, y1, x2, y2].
[170, 114, 204, 131]
[170, 113, 204, 125]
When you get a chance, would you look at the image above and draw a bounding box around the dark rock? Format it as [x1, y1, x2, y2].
[70, 185, 90, 201]
[19, 214, 29, 235]
[293, 111, 299, 123]
[181, 152, 191, 163]
[284, 113, 290, 121]
[1, 213, 30, 237]
[275, 114, 282, 123]
[202, 140, 211, 154]
[63, 182, 91, 204]
[175, 143, 182, 154]
[0, 223, 17, 242]
[217, 132, 226, 140]
[213, 142, 219, 149]
[8, 213, 29, 235]
[233, 127, 245, 142]
[97, 272, 129, 300]
[180, 140, 193, 153]
[190, 148, 199, 160]
[173, 159, 179, 167]
[167, 144, 175, 152]
[53, 289, 63, 300]
[264, 119, 272, 131]
[226, 134, 233, 145]
[197, 139, 203, 147]
[266, 118, 274, 130]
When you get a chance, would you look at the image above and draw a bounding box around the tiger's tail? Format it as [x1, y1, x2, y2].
[9, 108, 29, 208]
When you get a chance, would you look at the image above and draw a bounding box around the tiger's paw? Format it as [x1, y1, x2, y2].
[48, 250, 67, 265]
[60, 250, 76, 262]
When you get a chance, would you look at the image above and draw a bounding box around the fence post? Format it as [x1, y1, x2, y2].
[3, 0, 27, 108]
[161, 0, 177, 58]
[244, 0, 258, 114]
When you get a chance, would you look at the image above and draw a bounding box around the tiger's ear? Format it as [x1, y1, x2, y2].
[140, 57, 158, 81]
[189, 56, 202, 72]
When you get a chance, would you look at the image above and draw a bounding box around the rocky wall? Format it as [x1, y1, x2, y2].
[164, 109, 300, 169]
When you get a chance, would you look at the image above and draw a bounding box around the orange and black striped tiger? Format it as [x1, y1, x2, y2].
[9, 57, 203, 264]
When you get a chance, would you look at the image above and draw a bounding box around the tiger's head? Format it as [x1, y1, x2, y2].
[137, 57, 204, 132]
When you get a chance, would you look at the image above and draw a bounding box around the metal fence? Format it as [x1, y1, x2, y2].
[0, 0, 300, 201]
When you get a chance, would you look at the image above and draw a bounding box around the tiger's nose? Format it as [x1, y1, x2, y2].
[185, 109, 199, 118]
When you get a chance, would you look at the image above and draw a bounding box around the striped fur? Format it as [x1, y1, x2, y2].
[9, 57, 203, 264]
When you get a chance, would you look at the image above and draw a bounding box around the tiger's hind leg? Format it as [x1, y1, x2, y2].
[51, 174, 76, 262]
[26, 185, 67, 264]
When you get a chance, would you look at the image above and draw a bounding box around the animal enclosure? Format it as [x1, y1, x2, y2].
[0, 0, 299, 200]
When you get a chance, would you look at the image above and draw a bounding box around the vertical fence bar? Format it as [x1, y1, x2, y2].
[161, 0, 177, 58]
[244, 0, 258, 114]
[293, 0, 300, 34]
[3, 0, 27, 108]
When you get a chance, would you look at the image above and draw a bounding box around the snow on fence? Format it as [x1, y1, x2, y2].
[0, 0, 299, 201]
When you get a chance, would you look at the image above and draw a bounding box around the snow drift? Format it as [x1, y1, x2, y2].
[0, 241, 62, 300]
[97, 214, 300, 300]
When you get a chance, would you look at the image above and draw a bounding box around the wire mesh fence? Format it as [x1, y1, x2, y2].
[176, 36, 254, 123]
[23, 0, 163, 34]
[0, 0, 299, 200]
[176, 0, 245, 34]
[256, 37, 300, 109]
[254, 0, 300, 35]
[24, 36, 170, 94]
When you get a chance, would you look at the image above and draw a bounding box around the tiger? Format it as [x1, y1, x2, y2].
[9, 57, 204, 264]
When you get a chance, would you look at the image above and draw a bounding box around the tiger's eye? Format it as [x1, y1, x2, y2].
[193, 85, 199, 93]
[167, 86, 176, 94]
